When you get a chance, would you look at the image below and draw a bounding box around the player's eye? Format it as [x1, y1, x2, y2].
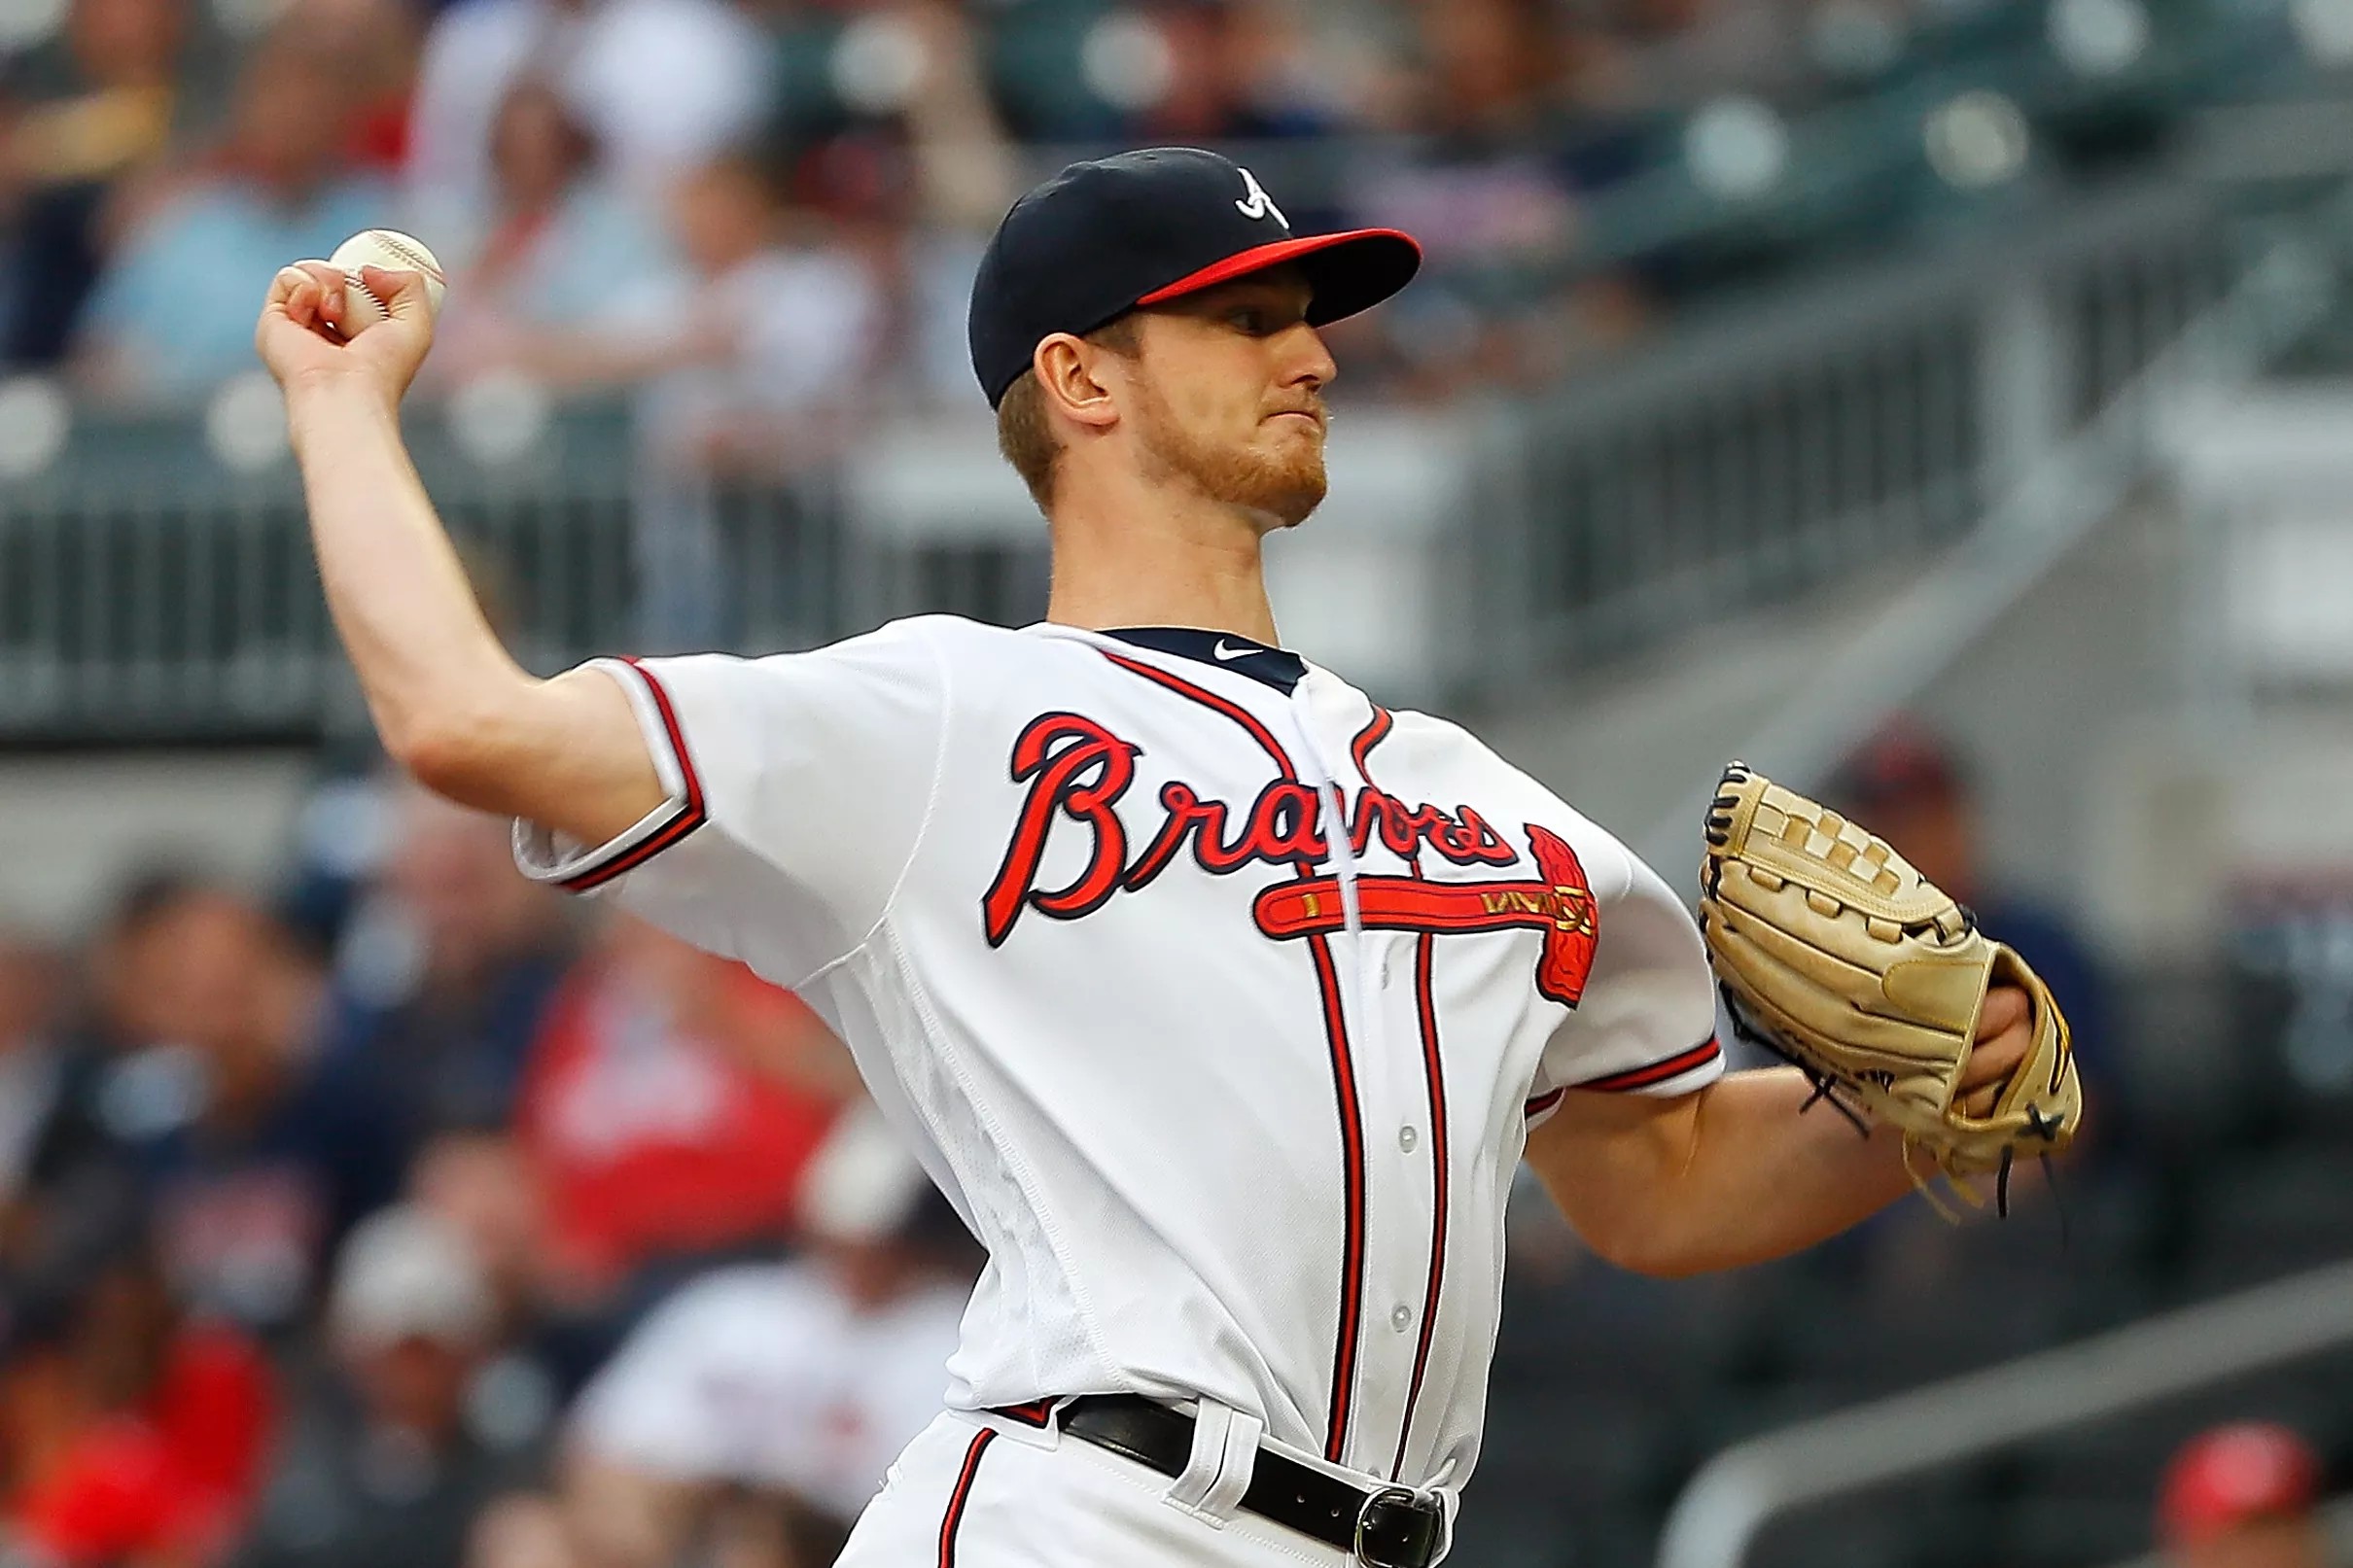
[1228, 306, 1270, 334]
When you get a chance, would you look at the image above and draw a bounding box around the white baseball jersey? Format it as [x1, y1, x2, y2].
[514, 617, 1721, 1495]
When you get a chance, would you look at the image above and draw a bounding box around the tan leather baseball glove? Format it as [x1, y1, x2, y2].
[1697, 761, 2081, 1212]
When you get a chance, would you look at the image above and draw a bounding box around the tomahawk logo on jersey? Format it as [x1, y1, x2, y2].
[512, 614, 1722, 1496]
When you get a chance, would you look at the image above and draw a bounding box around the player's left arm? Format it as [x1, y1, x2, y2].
[1524, 987, 2031, 1277]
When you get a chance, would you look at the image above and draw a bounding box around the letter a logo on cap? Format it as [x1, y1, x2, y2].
[1234, 166, 1288, 228]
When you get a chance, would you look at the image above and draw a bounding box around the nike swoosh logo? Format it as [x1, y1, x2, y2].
[1212, 641, 1256, 661]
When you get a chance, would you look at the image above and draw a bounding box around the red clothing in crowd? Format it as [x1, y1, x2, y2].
[15, 1324, 275, 1565]
[519, 957, 840, 1289]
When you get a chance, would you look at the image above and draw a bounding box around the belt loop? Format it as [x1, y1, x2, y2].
[1165, 1401, 1232, 1514]
[1199, 1406, 1262, 1520]
[1163, 1401, 1262, 1523]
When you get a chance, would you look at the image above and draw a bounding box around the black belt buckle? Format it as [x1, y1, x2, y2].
[1353, 1484, 1443, 1568]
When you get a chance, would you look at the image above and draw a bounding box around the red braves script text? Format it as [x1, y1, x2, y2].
[983, 713, 1600, 1006]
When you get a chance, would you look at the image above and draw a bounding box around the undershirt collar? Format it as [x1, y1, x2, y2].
[1102, 627, 1307, 694]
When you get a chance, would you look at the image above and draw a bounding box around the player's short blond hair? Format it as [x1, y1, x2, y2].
[996, 316, 1141, 511]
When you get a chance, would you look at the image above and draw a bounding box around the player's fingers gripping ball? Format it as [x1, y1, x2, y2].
[1696, 761, 2081, 1212]
[324, 229, 445, 337]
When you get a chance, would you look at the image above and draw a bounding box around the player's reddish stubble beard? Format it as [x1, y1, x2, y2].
[1113, 323, 1333, 533]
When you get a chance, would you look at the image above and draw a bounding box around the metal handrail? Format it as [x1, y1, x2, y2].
[1464, 178, 2235, 703]
[1655, 1258, 2353, 1568]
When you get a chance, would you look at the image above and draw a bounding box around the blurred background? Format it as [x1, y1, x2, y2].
[4, 0, 2353, 1562]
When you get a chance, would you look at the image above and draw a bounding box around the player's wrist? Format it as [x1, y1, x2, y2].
[284, 366, 403, 444]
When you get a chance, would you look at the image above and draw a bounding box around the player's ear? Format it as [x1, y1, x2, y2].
[1034, 333, 1120, 432]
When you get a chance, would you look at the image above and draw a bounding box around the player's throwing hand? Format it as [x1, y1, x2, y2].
[255, 261, 436, 405]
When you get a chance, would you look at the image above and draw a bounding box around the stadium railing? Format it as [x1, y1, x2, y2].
[1655, 1258, 2353, 1568]
[1614, 190, 2338, 872]
[0, 179, 2257, 745]
[1457, 177, 2234, 695]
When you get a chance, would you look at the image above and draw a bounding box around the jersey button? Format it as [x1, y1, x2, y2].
[1390, 1304, 1413, 1333]
[1397, 1126, 1419, 1153]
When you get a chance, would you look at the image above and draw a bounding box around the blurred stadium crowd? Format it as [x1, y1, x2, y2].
[0, 766, 985, 1568]
[0, 0, 2212, 424]
[0, 0, 1722, 416]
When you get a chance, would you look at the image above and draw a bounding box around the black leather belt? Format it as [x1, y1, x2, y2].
[1052, 1394, 1446, 1567]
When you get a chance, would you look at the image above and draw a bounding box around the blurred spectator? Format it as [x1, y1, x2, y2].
[318, 786, 574, 1167]
[402, 0, 770, 246]
[409, 1132, 548, 1349]
[1, 1173, 275, 1566]
[465, 1493, 576, 1568]
[430, 79, 675, 367]
[560, 1107, 971, 1568]
[12, 871, 220, 1222]
[112, 885, 402, 1331]
[236, 1205, 540, 1568]
[632, 148, 878, 650]
[1117, 1, 1345, 144]
[0, 936, 65, 1220]
[2159, 1422, 2328, 1568]
[515, 918, 855, 1306]
[0, 0, 215, 366]
[71, 867, 202, 1058]
[887, 0, 1018, 234]
[74, 36, 392, 401]
[274, 0, 422, 173]
[1345, 0, 1648, 391]
[833, 1, 1019, 405]
[1588, 0, 1813, 115]
[404, 1130, 575, 1418]
[487, 147, 881, 648]
[1410, 0, 1589, 175]
[650, 148, 878, 422]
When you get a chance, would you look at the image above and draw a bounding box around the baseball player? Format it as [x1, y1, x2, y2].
[258, 148, 2045, 1567]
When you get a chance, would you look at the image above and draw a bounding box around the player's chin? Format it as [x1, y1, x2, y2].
[1254, 467, 1328, 530]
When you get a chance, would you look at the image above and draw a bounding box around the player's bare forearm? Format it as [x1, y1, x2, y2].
[287, 378, 519, 746]
[1527, 987, 2040, 1275]
[288, 379, 663, 838]
[1525, 1066, 1914, 1277]
[262, 261, 666, 845]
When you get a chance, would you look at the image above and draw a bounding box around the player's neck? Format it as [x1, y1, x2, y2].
[1044, 488, 1281, 645]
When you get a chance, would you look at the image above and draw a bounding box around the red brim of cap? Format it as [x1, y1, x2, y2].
[1137, 228, 1422, 325]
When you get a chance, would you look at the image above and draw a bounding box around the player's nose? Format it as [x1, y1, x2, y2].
[1280, 322, 1337, 392]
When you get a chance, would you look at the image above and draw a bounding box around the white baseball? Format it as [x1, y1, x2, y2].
[326, 229, 446, 336]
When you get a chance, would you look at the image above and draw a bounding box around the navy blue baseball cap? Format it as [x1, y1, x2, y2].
[968, 147, 1422, 408]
